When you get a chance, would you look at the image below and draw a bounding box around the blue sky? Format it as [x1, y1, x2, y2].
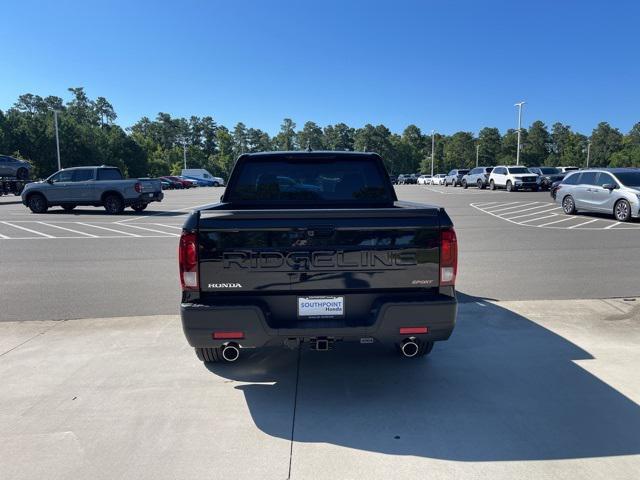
[2, 0, 639, 136]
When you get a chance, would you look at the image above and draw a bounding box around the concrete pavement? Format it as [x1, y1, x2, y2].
[2, 298, 639, 479]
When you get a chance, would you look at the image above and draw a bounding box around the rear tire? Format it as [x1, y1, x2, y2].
[462, 180, 468, 189]
[103, 194, 124, 214]
[490, 180, 496, 190]
[16, 168, 29, 180]
[28, 194, 48, 213]
[195, 347, 223, 363]
[213, 181, 220, 187]
[477, 180, 484, 189]
[614, 199, 632, 222]
[562, 195, 577, 215]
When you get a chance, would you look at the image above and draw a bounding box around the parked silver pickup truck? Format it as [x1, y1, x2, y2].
[21, 166, 163, 214]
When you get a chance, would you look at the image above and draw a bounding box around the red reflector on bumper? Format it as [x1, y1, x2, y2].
[213, 331, 244, 340]
[399, 327, 428, 335]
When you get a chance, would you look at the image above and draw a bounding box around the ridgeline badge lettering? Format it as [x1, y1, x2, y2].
[222, 250, 417, 270]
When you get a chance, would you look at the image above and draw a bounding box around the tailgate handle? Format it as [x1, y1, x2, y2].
[306, 225, 335, 238]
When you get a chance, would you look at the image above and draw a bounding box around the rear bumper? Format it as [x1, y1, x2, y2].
[181, 295, 457, 348]
[126, 191, 163, 205]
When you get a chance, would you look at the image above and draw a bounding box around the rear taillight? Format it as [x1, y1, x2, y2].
[134, 182, 142, 193]
[440, 228, 458, 286]
[179, 231, 199, 290]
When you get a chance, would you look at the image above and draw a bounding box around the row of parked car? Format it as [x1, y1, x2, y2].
[413, 164, 640, 222]
[439, 166, 580, 192]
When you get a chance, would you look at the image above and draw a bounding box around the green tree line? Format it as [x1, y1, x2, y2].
[1, 88, 639, 179]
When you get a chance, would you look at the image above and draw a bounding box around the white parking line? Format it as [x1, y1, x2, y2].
[568, 219, 599, 229]
[0, 232, 9, 239]
[123, 224, 180, 236]
[506, 207, 562, 220]
[38, 222, 98, 237]
[471, 202, 498, 207]
[115, 202, 214, 223]
[1, 221, 54, 238]
[471, 202, 640, 230]
[76, 222, 141, 237]
[519, 214, 558, 224]
[487, 202, 540, 213]
[153, 223, 183, 230]
[537, 217, 577, 227]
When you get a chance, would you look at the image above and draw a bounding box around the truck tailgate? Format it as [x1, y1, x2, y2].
[197, 206, 441, 293]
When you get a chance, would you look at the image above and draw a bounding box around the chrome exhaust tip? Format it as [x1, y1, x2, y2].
[400, 339, 420, 358]
[222, 343, 240, 362]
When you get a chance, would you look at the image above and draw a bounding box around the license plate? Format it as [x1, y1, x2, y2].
[298, 296, 344, 317]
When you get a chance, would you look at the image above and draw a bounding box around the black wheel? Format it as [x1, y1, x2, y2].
[61, 204, 76, 212]
[506, 180, 514, 192]
[103, 194, 124, 214]
[131, 203, 148, 212]
[614, 199, 631, 222]
[16, 168, 29, 180]
[462, 180, 468, 189]
[27, 193, 48, 213]
[490, 180, 496, 190]
[213, 181, 220, 187]
[477, 180, 484, 189]
[562, 195, 577, 215]
[195, 347, 223, 363]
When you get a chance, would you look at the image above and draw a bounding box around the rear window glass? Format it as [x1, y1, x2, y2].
[97, 168, 122, 180]
[539, 167, 560, 174]
[227, 158, 393, 203]
[73, 169, 94, 181]
[615, 172, 640, 187]
[579, 172, 598, 185]
[562, 172, 580, 185]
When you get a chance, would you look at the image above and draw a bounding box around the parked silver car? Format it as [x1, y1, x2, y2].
[444, 169, 470, 187]
[462, 166, 493, 189]
[555, 168, 640, 222]
[0, 155, 31, 179]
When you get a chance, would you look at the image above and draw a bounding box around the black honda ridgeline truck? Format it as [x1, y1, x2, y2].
[179, 151, 458, 363]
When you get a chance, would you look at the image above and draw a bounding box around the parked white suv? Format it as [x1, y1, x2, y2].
[489, 166, 539, 192]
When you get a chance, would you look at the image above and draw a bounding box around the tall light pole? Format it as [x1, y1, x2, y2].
[586, 139, 591, 168]
[476, 144, 480, 167]
[430, 129, 435, 177]
[514, 101, 525, 165]
[183, 143, 187, 170]
[53, 110, 61, 170]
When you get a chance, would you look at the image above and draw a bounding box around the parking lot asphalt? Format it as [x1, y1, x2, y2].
[1, 185, 639, 322]
[1, 298, 639, 479]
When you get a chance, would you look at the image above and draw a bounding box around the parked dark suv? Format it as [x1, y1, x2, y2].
[528, 167, 565, 191]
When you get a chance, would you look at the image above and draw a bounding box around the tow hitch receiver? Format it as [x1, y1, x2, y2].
[313, 338, 331, 351]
